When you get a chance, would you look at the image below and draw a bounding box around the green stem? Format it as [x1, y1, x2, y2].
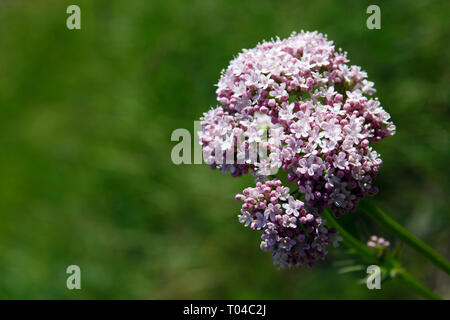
[359, 201, 450, 275]
[323, 209, 377, 264]
[396, 269, 441, 300]
[323, 208, 441, 300]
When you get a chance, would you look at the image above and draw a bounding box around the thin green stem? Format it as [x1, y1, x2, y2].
[395, 269, 441, 300]
[323, 208, 442, 300]
[323, 209, 377, 264]
[359, 201, 450, 275]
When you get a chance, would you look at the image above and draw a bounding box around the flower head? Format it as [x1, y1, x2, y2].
[199, 31, 395, 267]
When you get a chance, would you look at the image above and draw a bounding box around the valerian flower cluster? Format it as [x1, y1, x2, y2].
[198, 31, 395, 268]
[235, 179, 340, 268]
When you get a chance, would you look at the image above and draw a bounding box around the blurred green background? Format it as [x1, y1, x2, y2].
[0, 0, 448, 299]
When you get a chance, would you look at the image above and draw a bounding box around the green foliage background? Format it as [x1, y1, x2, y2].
[0, 0, 448, 299]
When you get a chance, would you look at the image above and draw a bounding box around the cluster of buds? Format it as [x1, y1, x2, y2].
[367, 235, 390, 249]
[198, 31, 395, 267]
